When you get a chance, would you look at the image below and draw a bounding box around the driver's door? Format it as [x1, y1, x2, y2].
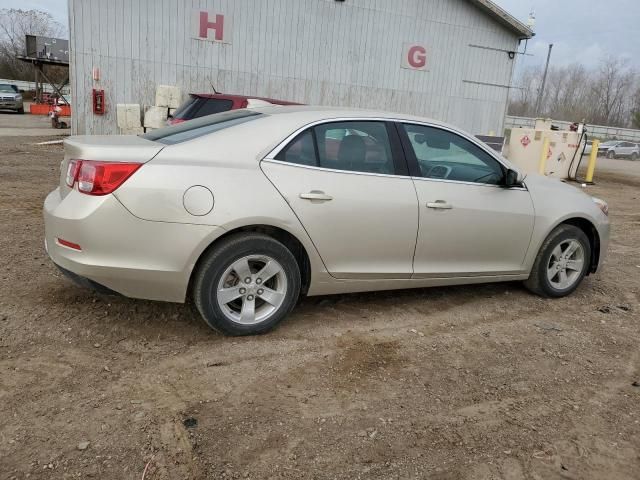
[399, 123, 535, 277]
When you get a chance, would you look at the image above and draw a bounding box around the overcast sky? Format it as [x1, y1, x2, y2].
[2, 0, 637, 70]
[494, 0, 638, 70]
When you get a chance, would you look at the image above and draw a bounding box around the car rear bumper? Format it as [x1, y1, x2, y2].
[44, 188, 224, 303]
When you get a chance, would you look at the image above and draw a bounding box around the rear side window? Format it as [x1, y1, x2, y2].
[275, 121, 396, 175]
[143, 109, 264, 145]
[315, 121, 394, 174]
[275, 130, 317, 166]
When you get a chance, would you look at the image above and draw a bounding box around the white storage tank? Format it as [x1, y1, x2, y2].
[503, 119, 584, 179]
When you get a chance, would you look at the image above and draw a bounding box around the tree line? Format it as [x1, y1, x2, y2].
[509, 57, 640, 129]
[0, 8, 65, 82]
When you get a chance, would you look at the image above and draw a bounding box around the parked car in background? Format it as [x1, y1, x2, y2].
[167, 93, 300, 125]
[44, 107, 609, 335]
[598, 140, 639, 160]
[0, 83, 24, 113]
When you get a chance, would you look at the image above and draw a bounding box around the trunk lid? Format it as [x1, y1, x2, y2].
[59, 135, 164, 197]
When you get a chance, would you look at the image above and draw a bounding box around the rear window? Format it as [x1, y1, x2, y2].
[195, 98, 234, 117]
[143, 109, 264, 145]
[170, 95, 200, 120]
[171, 96, 234, 121]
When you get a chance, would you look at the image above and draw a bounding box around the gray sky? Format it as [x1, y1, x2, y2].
[1, 0, 636, 70]
[494, 0, 639, 70]
[1, 0, 68, 29]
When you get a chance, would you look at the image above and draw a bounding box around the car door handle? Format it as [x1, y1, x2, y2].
[299, 191, 333, 201]
[426, 201, 453, 209]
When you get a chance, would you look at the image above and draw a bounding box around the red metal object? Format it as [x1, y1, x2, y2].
[29, 103, 71, 116]
[92, 89, 105, 115]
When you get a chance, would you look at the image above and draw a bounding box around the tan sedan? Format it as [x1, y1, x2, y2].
[44, 107, 610, 335]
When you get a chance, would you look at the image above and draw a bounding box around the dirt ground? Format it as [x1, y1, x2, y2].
[1, 134, 639, 480]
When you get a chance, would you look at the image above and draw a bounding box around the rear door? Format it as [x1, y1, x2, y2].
[261, 120, 419, 279]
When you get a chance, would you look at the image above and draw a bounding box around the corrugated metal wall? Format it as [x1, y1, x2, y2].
[69, 0, 521, 135]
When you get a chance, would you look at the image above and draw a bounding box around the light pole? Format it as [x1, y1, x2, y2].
[535, 43, 553, 117]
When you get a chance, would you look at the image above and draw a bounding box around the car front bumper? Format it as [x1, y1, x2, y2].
[0, 99, 22, 110]
[44, 188, 224, 303]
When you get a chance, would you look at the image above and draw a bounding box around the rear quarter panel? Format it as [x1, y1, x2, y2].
[113, 119, 328, 279]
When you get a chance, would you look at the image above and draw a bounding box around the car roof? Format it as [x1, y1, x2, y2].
[248, 104, 457, 130]
[192, 93, 300, 105]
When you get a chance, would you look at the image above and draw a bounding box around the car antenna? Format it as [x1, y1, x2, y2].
[209, 80, 219, 95]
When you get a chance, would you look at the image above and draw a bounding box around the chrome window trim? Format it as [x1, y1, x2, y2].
[411, 175, 528, 191]
[261, 158, 413, 180]
[263, 116, 526, 190]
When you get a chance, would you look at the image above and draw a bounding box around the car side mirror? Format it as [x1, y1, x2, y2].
[503, 169, 520, 188]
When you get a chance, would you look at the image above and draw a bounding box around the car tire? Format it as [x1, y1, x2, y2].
[17, 107, 24, 114]
[193, 233, 301, 335]
[524, 224, 591, 298]
[631, 152, 638, 161]
[606, 150, 615, 159]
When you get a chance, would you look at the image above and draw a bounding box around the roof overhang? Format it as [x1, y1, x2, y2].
[16, 55, 70, 67]
[468, 0, 534, 39]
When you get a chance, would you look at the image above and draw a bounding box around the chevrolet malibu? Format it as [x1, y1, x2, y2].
[44, 107, 610, 335]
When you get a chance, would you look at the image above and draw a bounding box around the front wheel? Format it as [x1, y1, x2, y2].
[193, 233, 301, 335]
[524, 225, 591, 298]
[631, 152, 638, 161]
[606, 150, 615, 159]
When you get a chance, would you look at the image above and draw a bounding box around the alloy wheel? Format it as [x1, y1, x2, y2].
[216, 255, 288, 325]
[546, 239, 585, 290]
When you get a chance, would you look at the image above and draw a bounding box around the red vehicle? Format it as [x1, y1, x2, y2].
[167, 93, 300, 125]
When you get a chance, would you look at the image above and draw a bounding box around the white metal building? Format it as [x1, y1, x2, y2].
[68, 0, 531, 135]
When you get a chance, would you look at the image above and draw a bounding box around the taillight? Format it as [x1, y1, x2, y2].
[65, 159, 81, 187]
[66, 160, 141, 195]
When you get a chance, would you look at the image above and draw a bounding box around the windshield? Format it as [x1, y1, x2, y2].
[143, 109, 264, 145]
[0, 84, 18, 93]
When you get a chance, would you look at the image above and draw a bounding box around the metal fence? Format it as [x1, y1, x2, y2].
[505, 115, 640, 143]
[0, 78, 70, 94]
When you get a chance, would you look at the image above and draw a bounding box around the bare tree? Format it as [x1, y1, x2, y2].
[509, 56, 639, 129]
[0, 8, 64, 80]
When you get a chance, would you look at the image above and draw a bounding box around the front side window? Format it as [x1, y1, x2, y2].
[402, 124, 504, 185]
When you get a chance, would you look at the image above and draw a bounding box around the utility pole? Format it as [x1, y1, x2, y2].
[535, 43, 553, 117]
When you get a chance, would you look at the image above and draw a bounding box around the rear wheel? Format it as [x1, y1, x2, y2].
[193, 233, 301, 335]
[524, 225, 591, 298]
[631, 152, 638, 161]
